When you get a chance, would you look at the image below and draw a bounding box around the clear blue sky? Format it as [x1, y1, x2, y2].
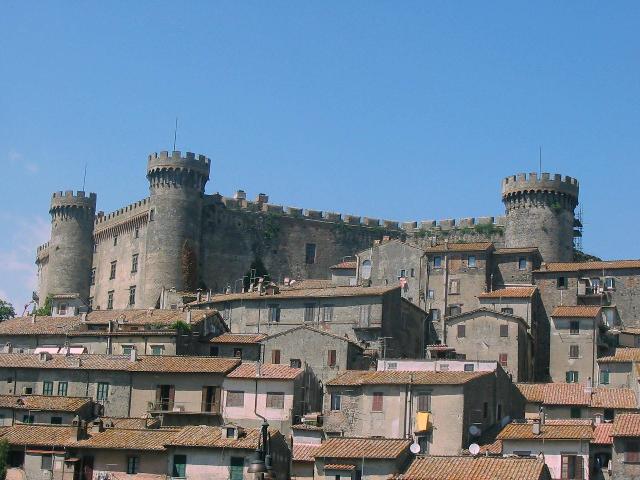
[1, 1, 639, 310]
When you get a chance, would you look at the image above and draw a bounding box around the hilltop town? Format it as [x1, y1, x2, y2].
[1, 149, 640, 480]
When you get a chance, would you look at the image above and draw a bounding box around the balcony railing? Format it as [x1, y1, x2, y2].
[147, 400, 220, 415]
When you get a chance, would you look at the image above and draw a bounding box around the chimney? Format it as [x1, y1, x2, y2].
[584, 378, 593, 395]
[130, 348, 137, 362]
[186, 310, 192, 324]
[196, 291, 202, 303]
[31, 315, 36, 324]
[207, 289, 212, 301]
[91, 418, 104, 433]
[234, 190, 247, 201]
[70, 419, 85, 442]
[81, 312, 88, 322]
[532, 420, 541, 435]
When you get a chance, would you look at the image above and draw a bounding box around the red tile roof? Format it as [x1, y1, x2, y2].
[612, 414, 640, 437]
[599, 348, 640, 363]
[551, 306, 602, 318]
[324, 464, 356, 470]
[0, 395, 91, 412]
[293, 443, 322, 462]
[226, 362, 302, 380]
[314, 437, 410, 459]
[327, 370, 491, 386]
[424, 242, 494, 253]
[516, 384, 546, 403]
[0, 425, 80, 447]
[479, 286, 537, 299]
[592, 388, 637, 409]
[210, 333, 266, 344]
[397, 455, 550, 480]
[497, 420, 593, 441]
[71, 428, 179, 451]
[592, 423, 613, 445]
[516, 383, 636, 409]
[203, 285, 399, 303]
[536, 260, 640, 273]
[166, 425, 280, 449]
[330, 261, 357, 270]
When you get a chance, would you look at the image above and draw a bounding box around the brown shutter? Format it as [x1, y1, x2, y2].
[201, 387, 208, 412]
[372, 392, 383, 411]
[328, 350, 337, 367]
[575, 456, 584, 480]
[214, 386, 221, 413]
[155, 386, 161, 408]
[168, 386, 175, 410]
[272, 350, 281, 364]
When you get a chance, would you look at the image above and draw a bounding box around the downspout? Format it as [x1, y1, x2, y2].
[403, 383, 409, 438]
[443, 245, 450, 342]
[127, 372, 133, 416]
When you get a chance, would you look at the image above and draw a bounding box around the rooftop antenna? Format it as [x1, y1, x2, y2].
[538, 145, 542, 176]
[82, 163, 87, 191]
[173, 117, 178, 151]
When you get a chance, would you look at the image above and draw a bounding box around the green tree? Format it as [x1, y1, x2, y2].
[0, 437, 9, 480]
[243, 257, 270, 291]
[33, 295, 52, 316]
[0, 300, 15, 321]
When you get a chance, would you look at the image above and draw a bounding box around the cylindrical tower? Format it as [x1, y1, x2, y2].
[502, 172, 579, 263]
[47, 190, 97, 301]
[143, 151, 210, 307]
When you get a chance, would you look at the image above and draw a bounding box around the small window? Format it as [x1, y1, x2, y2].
[43, 381, 53, 396]
[500, 325, 509, 337]
[233, 348, 242, 359]
[113, 236, 118, 246]
[58, 304, 67, 315]
[90, 268, 96, 285]
[50, 416, 62, 425]
[518, 257, 527, 270]
[304, 304, 316, 323]
[107, 291, 114, 310]
[464, 364, 475, 372]
[305, 243, 316, 264]
[23, 387, 33, 395]
[128, 286, 136, 306]
[226, 391, 244, 407]
[172, 455, 187, 478]
[151, 345, 164, 356]
[210, 346, 219, 357]
[58, 382, 68, 396]
[467, 256, 476, 268]
[499, 353, 508, 367]
[557, 276, 567, 289]
[501, 307, 514, 315]
[399, 269, 406, 278]
[416, 393, 431, 412]
[570, 406, 581, 418]
[23, 414, 34, 424]
[605, 277, 616, 290]
[386, 362, 397, 370]
[149, 209, 155, 221]
[131, 254, 139, 273]
[448, 305, 461, 316]
[570, 320, 580, 335]
[457, 324, 466, 338]
[330, 393, 341, 411]
[88, 297, 93, 311]
[430, 309, 440, 321]
[127, 456, 139, 475]
[604, 408, 615, 422]
[569, 345, 580, 359]
[268, 304, 280, 323]
[600, 370, 610, 385]
[328, 349, 337, 367]
[97, 382, 109, 401]
[93, 243, 98, 253]
[271, 349, 281, 364]
[566, 371, 579, 383]
[410, 268, 415, 278]
[322, 305, 334, 322]
[427, 289, 435, 299]
[266, 392, 284, 409]
[290, 359, 302, 368]
[41, 454, 53, 470]
[122, 345, 134, 356]
[372, 392, 384, 412]
[110, 261, 117, 279]
[433, 256, 442, 268]
[134, 228, 140, 238]
[625, 441, 640, 463]
[449, 279, 460, 294]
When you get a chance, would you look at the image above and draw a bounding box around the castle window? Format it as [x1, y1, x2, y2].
[518, 257, 527, 270]
[399, 269, 406, 278]
[605, 277, 616, 290]
[93, 242, 98, 253]
[110, 261, 117, 280]
[427, 289, 435, 299]
[113, 236, 118, 246]
[433, 256, 442, 268]
[305, 243, 316, 264]
[149, 209, 155, 221]
[134, 228, 139, 239]
[268, 304, 280, 323]
[557, 276, 567, 289]
[107, 291, 114, 310]
[467, 256, 476, 268]
[131, 254, 138, 273]
[128, 286, 136, 306]
[430, 309, 440, 321]
[90, 268, 96, 285]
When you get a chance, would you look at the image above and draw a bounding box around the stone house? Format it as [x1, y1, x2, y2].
[377, 358, 500, 373]
[610, 413, 640, 479]
[198, 284, 430, 359]
[323, 369, 524, 456]
[260, 325, 371, 411]
[597, 348, 640, 388]
[0, 309, 226, 356]
[312, 437, 411, 480]
[398, 455, 552, 480]
[0, 394, 93, 426]
[497, 419, 593, 480]
[548, 306, 605, 385]
[617, 328, 640, 348]
[491, 247, 542, 286]
[515, 383, 637, 422]
[221, 362, 303, 435]
[330, 260, 357, 286]
[209, 333, 265, 360]
[591, 423, 614, 478]
[291, 424, 323, 480]
[165, 425, 291, 480]
[444, 308, 533, 382]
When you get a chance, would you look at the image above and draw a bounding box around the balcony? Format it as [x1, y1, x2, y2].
[147, 400, 221, 415]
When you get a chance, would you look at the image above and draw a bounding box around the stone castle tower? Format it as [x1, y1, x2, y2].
[143, 151, 211, 306]
[502, 173, 579, 263]
[46, 190, 97, 302]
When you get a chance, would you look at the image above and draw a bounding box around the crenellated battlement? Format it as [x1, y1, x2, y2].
[501, 172, 579, 199]
[147, 150, 211, 178]
[50, 190, 97, 211]
[207, 191, 506, 234]
[93, 197, 150, 239]
[36, 242, 50, 262]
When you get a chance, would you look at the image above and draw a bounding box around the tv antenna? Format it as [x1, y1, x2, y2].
[82, 163, 87, 191]
[538, 145, 542, 176]
[173, 117, 179, 151]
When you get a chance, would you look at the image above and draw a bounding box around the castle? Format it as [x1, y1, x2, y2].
[34, 149, 580, 311]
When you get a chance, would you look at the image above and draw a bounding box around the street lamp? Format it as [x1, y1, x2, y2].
[247, 420, 273, 478]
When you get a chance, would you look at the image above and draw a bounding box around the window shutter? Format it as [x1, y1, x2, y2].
[201, 387, 208, 412]
[168, 386, 175, 409]
[328, 350, 337, 367]
[575, 456, 584, 480]
[214, 386, 221, 411]
[155, 386, 162, 406]
[372, 392, 383, 411]
[457, 325, 465, 338]
[272, 350, 281, 364]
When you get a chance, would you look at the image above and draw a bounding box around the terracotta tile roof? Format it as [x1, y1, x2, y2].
[324, 464, 356, 470]
[479, 286, 537, 299]
[591, 387, 637, 409]
[0, 395, 91, 412]
[551, 306, 601, 318]
[293, 443, 322, 462]
[424, 242, 494, 254]
[262, 325, 363, 349]
[598, 348, 640, 363]
[478, 439, 503, 455]
[612, 413, 640, 437]
[536, 260, 640, 273]
[0, 353, 239, 374]
[166, 425, 279, 449]
[314, 437, 410, 459]
[210, 333, 266, 344]
[592, 423, 614, 445]
[226, 362, 302, 380]
[516, 384, 546, 403]
[621, 328, 640, 336]
[292, 423, 323, 431]
[330, 261, 357, 270]
[494, 247, 540, 255]
[497, 420, 593, 440]
[84, 309, 219, 326]
[0, 316, 83, 335]
[71, 428, 179, 451]
[327, 370, 491, 386]
[97, 417, 161, 430]
[0, 425, 80, 447]
[542, 383, 591, 406]
[203, 285, 399, 303]
[397, 455, 549, 480]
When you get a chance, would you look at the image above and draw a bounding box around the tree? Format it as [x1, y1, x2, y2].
[181, 240, 198, 292]
[0, 438, 8, 480]
[243, 257, 270, 291]
[0, 300, 15, 321]
[33, 295, 52, 316]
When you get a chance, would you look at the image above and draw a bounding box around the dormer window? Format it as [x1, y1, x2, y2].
[226, 427, 236, 439]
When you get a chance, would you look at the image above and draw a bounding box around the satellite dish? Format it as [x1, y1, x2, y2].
[501, 416, 512, 427]
[409, 442, 421, 454]
[469, 425, 482, 437]
[469, 443, 480, 456]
